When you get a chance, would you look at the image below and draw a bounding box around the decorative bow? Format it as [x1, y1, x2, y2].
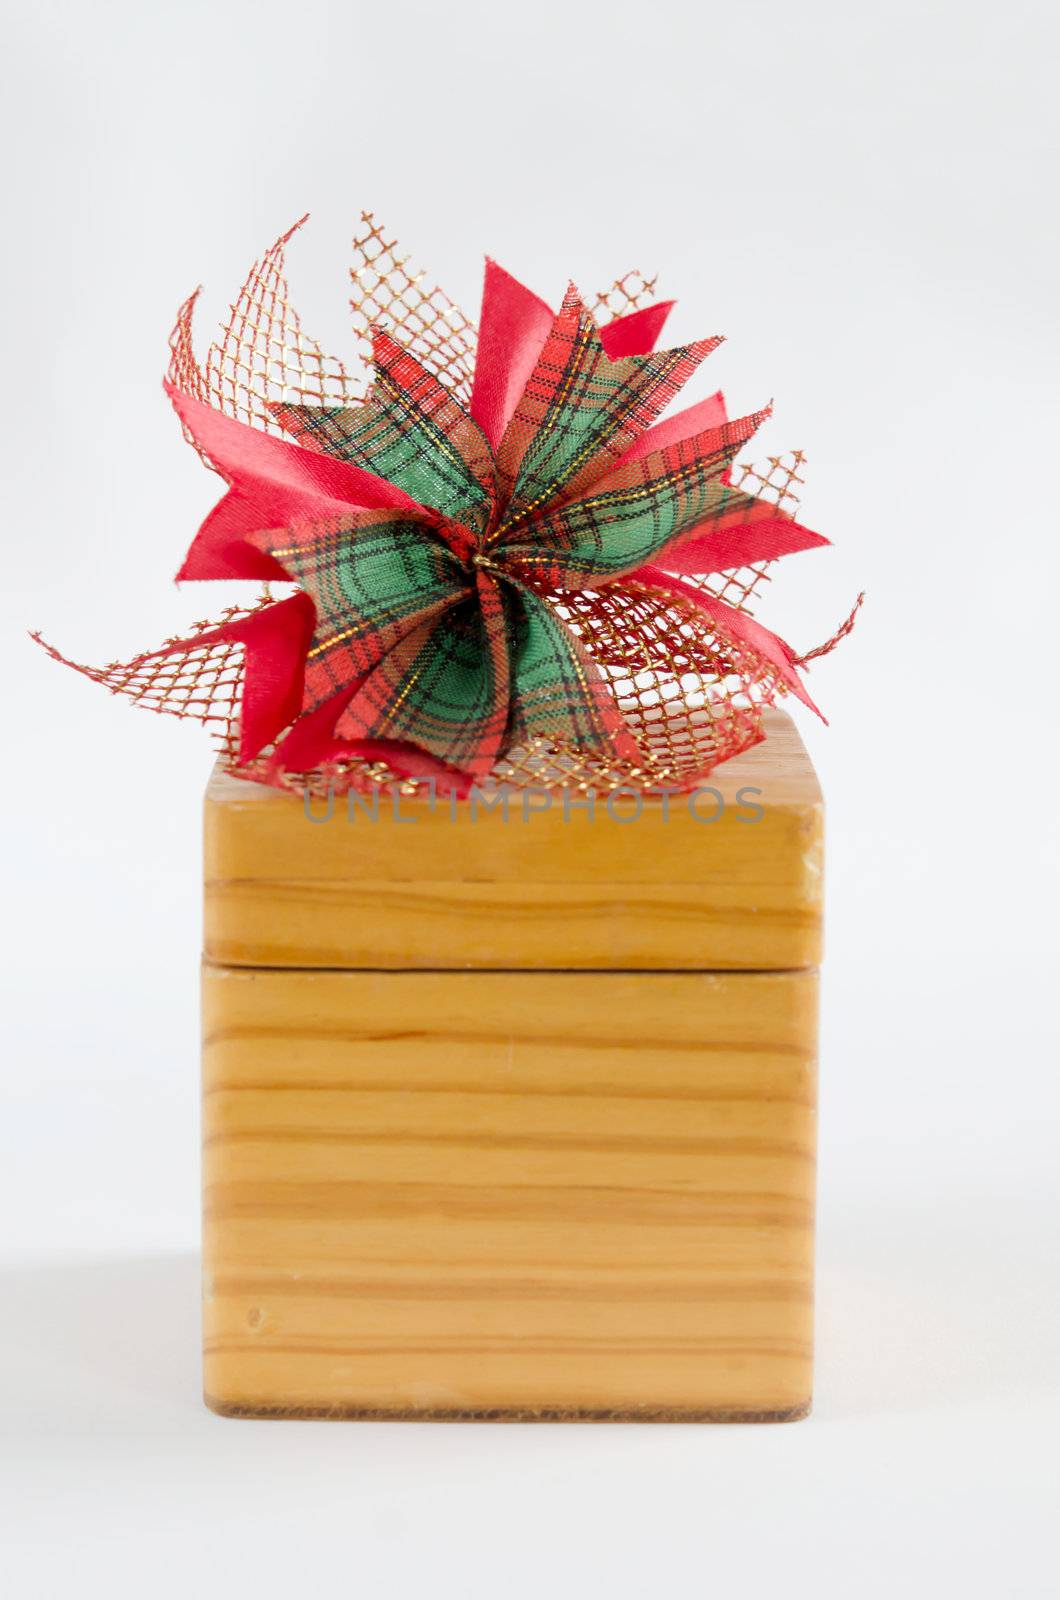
[37, 219, 852, 797]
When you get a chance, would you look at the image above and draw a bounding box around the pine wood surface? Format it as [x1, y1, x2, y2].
[202, 967, 818, 1421]
[202, 709, 823, 972]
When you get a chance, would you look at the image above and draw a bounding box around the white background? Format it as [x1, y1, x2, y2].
[3, 0, 1059, 1593]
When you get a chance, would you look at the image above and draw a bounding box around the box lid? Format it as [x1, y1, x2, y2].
[203, 708, 822, 972]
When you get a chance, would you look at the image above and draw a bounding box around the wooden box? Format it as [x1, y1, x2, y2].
[201, 709, 822, 1421]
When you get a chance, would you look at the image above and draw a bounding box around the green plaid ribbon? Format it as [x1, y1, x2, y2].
[249, 509, 468, 708]
[273, 331, 496, 535]
[332, 578, 510, 774]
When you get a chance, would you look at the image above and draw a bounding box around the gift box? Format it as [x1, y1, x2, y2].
[200, 707, 821, 1421]
[38, 215, 854, 1422]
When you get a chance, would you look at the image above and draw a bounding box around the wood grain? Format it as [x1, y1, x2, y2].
[203, 708, 823, 971]
[202, 968, 818, 1420]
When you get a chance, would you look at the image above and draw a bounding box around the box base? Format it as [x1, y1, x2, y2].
[203, 967, 818, 1422]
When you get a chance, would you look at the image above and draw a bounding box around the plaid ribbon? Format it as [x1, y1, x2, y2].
[500, 412, 770, 587]
[493, 286, 720, 531]
[249, 509, 469, 710]
[332, 583, 509, 778]
[273, 331, 497, 537]
[504, 582, 641, 761]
